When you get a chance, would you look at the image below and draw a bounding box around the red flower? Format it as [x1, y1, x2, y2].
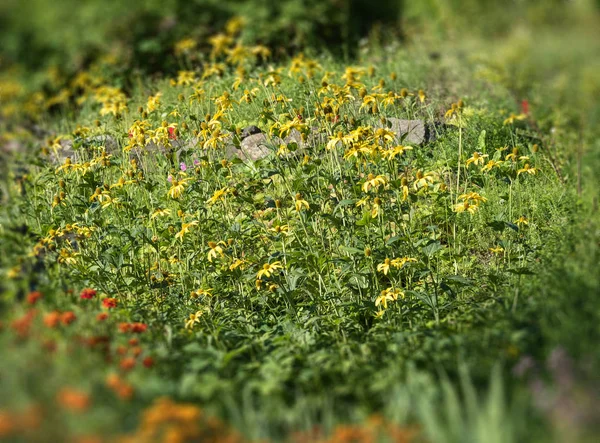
[26, 291, 43, 305]
[128, 338, 139, 346]
[142, 356, 154, 368]
[97, 312, 109, 322]
[521, 99, 530, 115]
[131, 322, 147, 333]
[80, 288, 97, 300]
[102, 297, 118, 309]
[60, 311, 77, 325]
[168, 126, 177, 140]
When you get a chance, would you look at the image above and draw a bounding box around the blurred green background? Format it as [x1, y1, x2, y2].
[2, 0, 597, 74]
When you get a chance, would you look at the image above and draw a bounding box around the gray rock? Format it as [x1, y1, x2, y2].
[241, 125, 262, 139]
[238, 133, 274, 161]
[86, 134, 118, 152]
[383, 118, 426, 145]
[50, 134, 119, 163]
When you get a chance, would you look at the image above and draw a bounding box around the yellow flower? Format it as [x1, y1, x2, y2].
[146, 92, 162, 113]
[256, 261, 283, 279]
[377, 258, 392, 275]
[454, 192, 486, 214]
[413, 171, 436, 190]
[269, 224, 290, 235]
[481, 159, 503, 172]
[381, 145, 412, 160]
[190, 288, 213, 298]
[229, 258, 248, 271]
[390, 257, 417, 269]
[175, 220, 198, 240]
[188, 86, 205, 105]
[151, 208, 171, 219]
[206, 187, 230, 206]
[326, 132, 345, 151]
[58, 248, 80, 265]
[56, 157, 75, 173]
[465, 152, 488, 167]
[168, 177, 192, 199]
[505, 147, 520, 162]
[359, 95, 377, 112]
[371, 198, 382, 217]
[174, 38, 197, 56]
[207, 241, 226, 262]
[294, 193, 310, 212]
[355, 196, 369, 208]
[251, 45, 271, 60]
[489, 246, 504, 254]
[362, 174, 387, 193]
[185, 311, 204, 330]
[445, 103, 459, 119]
[374, 128, 396, 144]
[459, 192, 487, 203]
[418, 89, 426, 103]
[517, 163, 539, 176]
[514, 216, 529, 227]
[7, 266, 21, 279]
[453, 201, 478, 214]
[400, 177, 410, 201]
[503, 113, 527, 125]
[175, 71, 196, 86]
[375, 287, 403, 309]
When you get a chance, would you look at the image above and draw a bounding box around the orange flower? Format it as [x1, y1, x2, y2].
[11, 310, 37, 338]
[106, 374, 134, 400]
[44, 311, 61, 328]
[57, 388, 91, 412]
[128, 338, 139, 346]
[131, 347, 142, 357]
[60, 311, 76, 325]
[0, 410, 16, 438]
[118, 322, 147, 333]
[116, 345, 127, 356]
[120, 357, 136, 371]
[96, 312, 109, 321]
[86, 336, 110, 350]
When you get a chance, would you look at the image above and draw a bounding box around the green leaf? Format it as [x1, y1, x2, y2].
[478, 129, 487, 152]
[422, 241, 443, 257]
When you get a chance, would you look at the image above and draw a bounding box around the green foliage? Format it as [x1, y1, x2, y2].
[1, 1, 600, 441]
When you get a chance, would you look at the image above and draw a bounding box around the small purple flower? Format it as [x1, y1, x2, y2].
[193, 159, 200, 166]
[180, 162, 187, 172]
[167, 175, 173, 183]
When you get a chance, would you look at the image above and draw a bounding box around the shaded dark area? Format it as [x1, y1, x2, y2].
[0, 0, 404, 74]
